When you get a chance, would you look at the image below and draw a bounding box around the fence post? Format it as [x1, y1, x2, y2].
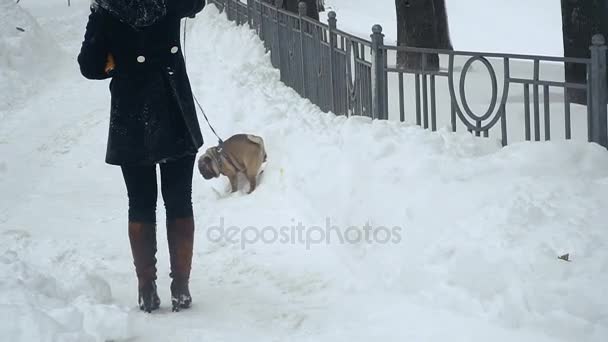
[299, 2, 307, 98]
[259, 0, 265, 41]
[274, 0, 281, 70]
[247, 0, 252, 27]
[590, 34, 608, 147]
[328, 11, 337, 114]
[371, 24, 387, 120]
[234, 0, 239, 24]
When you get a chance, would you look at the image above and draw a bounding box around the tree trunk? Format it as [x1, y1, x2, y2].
[433, 0, 453, 50]
[395, 0, 453, 71]
[561, 0, 608, 104]
[282, 0, 320, 20]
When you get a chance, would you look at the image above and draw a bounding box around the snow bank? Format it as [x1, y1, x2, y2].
[183, 6, 608, 341]
[0, 0, 64, 114]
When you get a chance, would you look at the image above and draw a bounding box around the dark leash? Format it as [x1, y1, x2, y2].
[183, 17, 224, 146]
[193, 94, 224, 146]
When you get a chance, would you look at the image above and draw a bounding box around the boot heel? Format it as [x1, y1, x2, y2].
[139, 281, 160, 313]
[172, 297, 181, 312]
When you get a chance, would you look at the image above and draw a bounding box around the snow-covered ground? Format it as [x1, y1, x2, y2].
[1, 0, 607, 341]
[0, 0, 65, 115]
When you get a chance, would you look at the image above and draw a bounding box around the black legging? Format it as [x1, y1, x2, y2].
[121, 155, 196, 223]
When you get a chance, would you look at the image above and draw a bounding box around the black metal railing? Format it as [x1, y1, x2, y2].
[210, 0, 608, 148]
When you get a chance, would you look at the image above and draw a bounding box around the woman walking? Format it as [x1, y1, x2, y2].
[78, 0, 206, 312]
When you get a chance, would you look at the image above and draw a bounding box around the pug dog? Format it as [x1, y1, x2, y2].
[198, 134, 267, 194]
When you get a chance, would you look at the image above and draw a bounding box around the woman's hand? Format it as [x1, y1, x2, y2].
[105, 53, 116, 75]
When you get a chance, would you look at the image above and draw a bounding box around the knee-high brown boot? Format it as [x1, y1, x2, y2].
[167, 217, 195, 312]
[128, 222, 160, 313]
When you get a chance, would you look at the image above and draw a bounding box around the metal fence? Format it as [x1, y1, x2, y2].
[209, 0, 608, 148]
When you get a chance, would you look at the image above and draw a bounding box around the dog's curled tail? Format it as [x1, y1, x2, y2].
[246, 135, 264, 146]
[247, 134, 267, 162]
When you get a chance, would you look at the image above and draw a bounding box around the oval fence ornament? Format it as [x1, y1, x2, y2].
[448, 55, 510, 132]
[460, 56, 498, 121]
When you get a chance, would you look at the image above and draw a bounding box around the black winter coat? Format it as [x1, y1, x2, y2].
[78, 0, 205, 165]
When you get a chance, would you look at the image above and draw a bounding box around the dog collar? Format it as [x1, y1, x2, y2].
[218, 148, 240, 171]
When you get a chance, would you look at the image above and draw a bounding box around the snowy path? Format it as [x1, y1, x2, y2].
[1, 1, 608, 341]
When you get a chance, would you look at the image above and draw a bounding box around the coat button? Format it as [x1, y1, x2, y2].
[167, 67, 174, 75]
[137, 55, 146, 63]
[170, 46, 179, 54]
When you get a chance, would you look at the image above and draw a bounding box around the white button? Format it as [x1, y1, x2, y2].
[137, 56, 146, 63]
[170, 46, 179, 54]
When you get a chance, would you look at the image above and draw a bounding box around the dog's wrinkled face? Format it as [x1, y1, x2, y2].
[198, 149, 220, 180]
